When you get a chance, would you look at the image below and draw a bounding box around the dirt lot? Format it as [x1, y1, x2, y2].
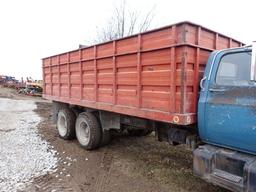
[0, 88, 228, 192]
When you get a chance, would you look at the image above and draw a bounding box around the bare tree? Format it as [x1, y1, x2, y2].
[95, 0, 155, 43]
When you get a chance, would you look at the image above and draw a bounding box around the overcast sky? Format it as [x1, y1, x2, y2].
[0, 0, 255, 80]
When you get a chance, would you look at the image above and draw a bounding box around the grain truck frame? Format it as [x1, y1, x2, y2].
[43, 21, 242, 149]
[43, 22, 256, 191]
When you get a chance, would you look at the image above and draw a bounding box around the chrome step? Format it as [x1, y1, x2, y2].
[212, 169, 242, 183]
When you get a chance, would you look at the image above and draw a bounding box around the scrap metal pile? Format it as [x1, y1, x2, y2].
[0, 75, 43, 97]
[18, 81, 43, 97]
[0, 75, 23, 89]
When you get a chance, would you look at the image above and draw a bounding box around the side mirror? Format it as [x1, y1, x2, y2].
[250, 41, 256, 81]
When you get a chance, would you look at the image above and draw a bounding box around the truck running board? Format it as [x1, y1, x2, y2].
[212, 169, 242, 183]
[193, 145, 256, 192]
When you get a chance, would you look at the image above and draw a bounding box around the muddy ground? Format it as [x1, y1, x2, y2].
[0, 87, 228, 192]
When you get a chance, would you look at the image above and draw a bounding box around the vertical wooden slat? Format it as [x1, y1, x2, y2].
[137, 34, 142, 108]
[113, 41, 117, 105]
[197, 26, 201, 46]
[58, 55, 60, 97]
[193, 47, 200, 113]
[215, 33, 219, 50]
[181, 23, 188, 113]
[94, 46, 98, 101]
[182, 23, 187, 43]
[170, 47, 176, 113]
[79, 49, 83, 100]
[192, 26, 201, 112]
[229, 38, 233, 48]
[50, 57, 53, 96]
[42, 60, 45, 95]
[67, 52, 71, 98]
[170, 26, 176, 113]
[181, 46, 188, 113]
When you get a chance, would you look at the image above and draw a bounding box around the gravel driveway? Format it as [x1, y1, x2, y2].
[0, 88, 228, 192]
[0, 98, 58, 191]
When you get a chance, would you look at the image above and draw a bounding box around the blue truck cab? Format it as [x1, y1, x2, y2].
[194, 43, 256, 191]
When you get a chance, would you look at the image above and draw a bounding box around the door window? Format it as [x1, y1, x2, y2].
[216, 52, 251, 86]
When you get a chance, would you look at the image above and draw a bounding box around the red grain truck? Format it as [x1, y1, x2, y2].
[43, 21, 256, 191]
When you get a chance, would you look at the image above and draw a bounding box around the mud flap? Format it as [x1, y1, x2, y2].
[193, 145, 256, 192]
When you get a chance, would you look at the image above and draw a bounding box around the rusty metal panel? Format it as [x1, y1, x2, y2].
[42, 21, 244, 125]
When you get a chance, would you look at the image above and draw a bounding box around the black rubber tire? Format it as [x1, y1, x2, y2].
[57, 108, 76, 140]
[75, 112, 102, 150]
[100, 130, 111, 147]
[127, 129, 153, 137]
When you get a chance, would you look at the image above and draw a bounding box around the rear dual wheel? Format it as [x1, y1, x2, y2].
[57, 109, 111, 150]
[75, 112, 101, 150]
[57, 108, 76, 140]
[75, 112, 111, 150]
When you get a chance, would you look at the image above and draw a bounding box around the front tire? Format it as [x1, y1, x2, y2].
[57, 108, 76, 140]
[75, 112, 101, 150]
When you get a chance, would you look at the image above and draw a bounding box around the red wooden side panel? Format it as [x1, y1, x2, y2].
[116, 54, 137, 107]
[183, 23, 243, 49]
[175, 23, 243, 115]
[97, 57, 113, 103]
[116, 36, 138, 54]
[42, 21, 244, 125]
[82, 60, 94, 101]
[141, 28, 175, 51]
[70, 62, 80, 99]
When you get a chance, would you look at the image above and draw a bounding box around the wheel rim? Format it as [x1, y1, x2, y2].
[77, 120, 90, 146]
[57, 113, 67, 137]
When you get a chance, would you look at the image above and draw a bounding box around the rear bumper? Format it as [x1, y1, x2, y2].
[193, 145, 256, 192]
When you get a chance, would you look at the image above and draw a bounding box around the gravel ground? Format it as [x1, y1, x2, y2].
[0, 88, 228, 192]
[0, 98, 58, 191]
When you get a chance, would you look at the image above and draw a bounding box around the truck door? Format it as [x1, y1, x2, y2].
[199, 48, 256, 154]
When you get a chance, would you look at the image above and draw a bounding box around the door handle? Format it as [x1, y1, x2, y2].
[200, 76, 207, 91]
[209, 88, 226, 92]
